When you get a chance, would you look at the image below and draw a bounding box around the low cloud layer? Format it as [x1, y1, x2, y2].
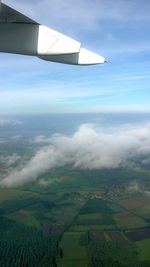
[0, 119, 22, 126]
[128, 180, 150, 196]
[1, 123, 150, 187]
[2, 154, 21, 166]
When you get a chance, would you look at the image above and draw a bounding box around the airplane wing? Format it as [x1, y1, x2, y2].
[0, 3, 38, 24]
[0, 2, 106, 65]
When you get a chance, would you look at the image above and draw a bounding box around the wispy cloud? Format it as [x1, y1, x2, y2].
[0, 119, 22, 126]
[111, 74, 150, 82]
[0, 154, 21, 166]
[1, 122, 150, 187]
[5, 0, 150, 27]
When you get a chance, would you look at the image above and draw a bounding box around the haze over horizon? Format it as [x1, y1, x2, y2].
[0, 0, 150, 114]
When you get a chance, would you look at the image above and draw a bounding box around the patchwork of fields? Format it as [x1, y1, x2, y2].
[57, 193, 150, 267]
[0, 168, 150, 267]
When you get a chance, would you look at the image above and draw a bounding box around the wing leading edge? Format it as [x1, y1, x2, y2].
[0, 3, 37, 24]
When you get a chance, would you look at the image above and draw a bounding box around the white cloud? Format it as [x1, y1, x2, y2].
[0, 119, 22, 126]
[6, 154, 21, 166]
[1, 122, 150, 187]
[39, 177, 59, 187]
[128, 180, 150, 196]
[0, 138, 6, 144]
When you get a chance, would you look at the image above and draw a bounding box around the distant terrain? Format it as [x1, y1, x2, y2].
[0, 113, 150, 266]
[0, 167, 150, 267]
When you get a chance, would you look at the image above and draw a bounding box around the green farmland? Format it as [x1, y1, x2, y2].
[0, 168, 150, 266]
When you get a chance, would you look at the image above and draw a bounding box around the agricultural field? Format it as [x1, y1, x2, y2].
[89, 240, 139, 267]
[113, 212, 149, 229]
[57, 232, 88, 267]
[125, 228, 150, 241]
[77, 212, 102, 221]
[0, 187, 85, 267]
[1, 167, 150, 266]
[70, 224, 116, 231]
[116, 195, 150, 217]
[107, 203, 125, 213]
[7, 209, 40, 228]
[90, 231, 106, 241]
[0, 188, 38, 202]
[136, 238, 150, 261]
[90, 231, 127, 242]
[107, 231, 127, 241]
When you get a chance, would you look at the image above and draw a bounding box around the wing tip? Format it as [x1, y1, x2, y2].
[78, 48, 106, 65]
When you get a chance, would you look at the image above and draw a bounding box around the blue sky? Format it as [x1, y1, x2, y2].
[0, 0, 150, 114]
